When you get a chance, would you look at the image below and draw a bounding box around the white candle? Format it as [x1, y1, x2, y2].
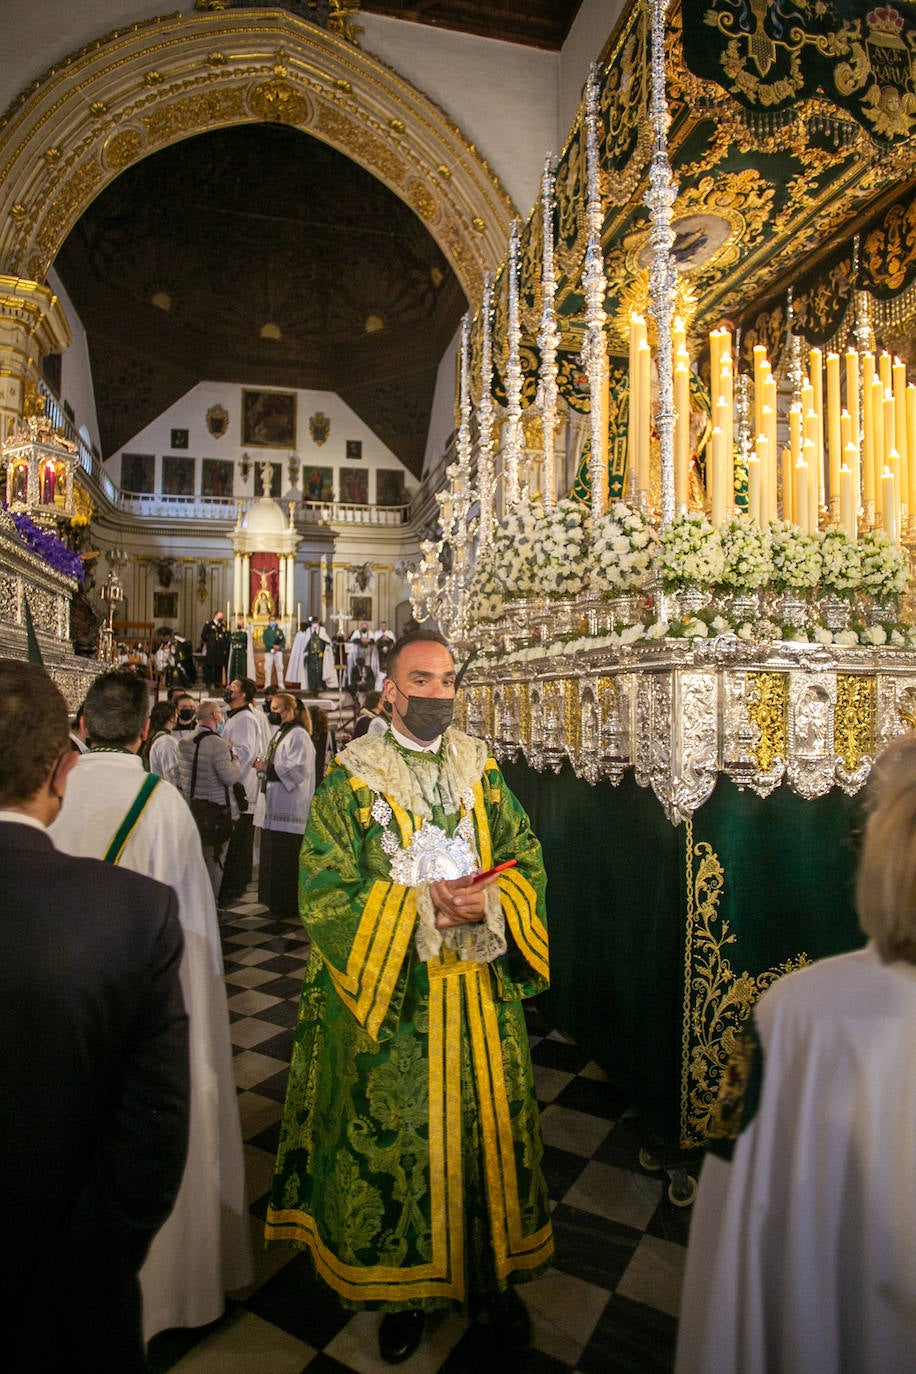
[908, 386, 916, 521]
[710, 424, 726, 527]
[826, 352, 841, 505]
[862, 353, 875, 509]
[781, 445, 793, 523]
[748, 452, 761, 526]
[809, 349, 825, 506]
[794, 457, 809, 534]
[638, 340, 651, 494]
[882, 466, 898, 541]
[674, 354, 690, 512]
[840, 463, 856, 541]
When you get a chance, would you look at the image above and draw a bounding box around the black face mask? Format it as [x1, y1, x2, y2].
[223, 690, 234, 705]
[393, 685, 454, 743]
[177, 708, 196, 726]
[267, 710, 282, 726]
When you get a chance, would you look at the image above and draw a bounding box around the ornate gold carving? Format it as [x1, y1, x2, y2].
[316, 104, 406, 186]
[89, 101, 109, 117]
[43, 148, 61, 166]
[471, 216, 485, 234]
[518, 681, 531, 749]
[103, 128, 144, 171]
[681, 817, 809, 1147]
[9, 204, 26, 222]
[834, 675, 877, 772]
[143, 89, 247, 146]
[746, 671, 789, 772]
[389, 118, 405, 133]
[407, 179, 438, 223]
[248, 79, 310, 126]
[564, 679, 581, 754]
[335, 79, 352, 94]
[207, 52, 228, 67]
[437, 164, 451, 180]
[144, 72, 164, 87]
[36, 159, 103, 263]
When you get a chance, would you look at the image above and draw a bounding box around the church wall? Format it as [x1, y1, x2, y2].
[47, 268, 101, 459]
[358, 13, 558, 217]
[421, 329, 460, 478]
[108, 380, 415, 510]
[558, 0, 626, 141]
[0, 0, 163, 114]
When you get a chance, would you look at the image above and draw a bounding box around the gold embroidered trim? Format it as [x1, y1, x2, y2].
[680, 815, 809, 1148]
[321, 880, 416, 1036]
[499, 869, 549, 980]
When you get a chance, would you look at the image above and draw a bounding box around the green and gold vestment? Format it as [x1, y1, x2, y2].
[265, 726, 552, 1310]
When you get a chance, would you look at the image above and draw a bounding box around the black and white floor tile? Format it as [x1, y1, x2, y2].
[148, 881, 695, 1374]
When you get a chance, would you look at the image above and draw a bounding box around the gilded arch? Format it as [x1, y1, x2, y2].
[0, 7, 517, 302]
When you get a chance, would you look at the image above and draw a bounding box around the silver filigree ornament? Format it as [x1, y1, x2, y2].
[387, 822, 477, 887]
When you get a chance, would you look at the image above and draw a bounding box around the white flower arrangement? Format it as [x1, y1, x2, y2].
[818, 528, 862, 598]
[717, 518, 772, 593]
[530, 498, 589, 599]
[590, 501, 659, 595]
[768, 521, 822, 591]
[658, 511, 724, 591]
[858, 528, 909, 603]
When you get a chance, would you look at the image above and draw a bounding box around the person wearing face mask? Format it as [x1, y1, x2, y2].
[49, 670, 252, 1345]
[265, 631, 551, 1364]
[146, 698, 181, 789]
[172, 691, 198, 734]
[219, 677, 260, 904]
[176, 699, 242, 899]
[262, 617, 286, 690]
[252, 693, 315, 919]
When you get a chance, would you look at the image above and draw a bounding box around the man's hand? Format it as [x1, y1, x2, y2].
[429, 871, 500, 929]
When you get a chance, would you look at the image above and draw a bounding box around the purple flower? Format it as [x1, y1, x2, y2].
[3, 504, 85, 583]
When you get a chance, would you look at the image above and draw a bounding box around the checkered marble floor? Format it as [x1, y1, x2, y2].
[148, 881, 696, 1374]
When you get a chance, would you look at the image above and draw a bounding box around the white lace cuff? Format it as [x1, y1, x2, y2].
[414, 881, 507, 964]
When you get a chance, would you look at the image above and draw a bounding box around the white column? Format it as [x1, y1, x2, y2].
[241, 554, 250, 615]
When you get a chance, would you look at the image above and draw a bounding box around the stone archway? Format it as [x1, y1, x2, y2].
[0, 7, 517, 303]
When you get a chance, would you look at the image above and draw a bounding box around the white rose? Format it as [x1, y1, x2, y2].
[836, 629, 860, 646]
[813, 627, 833, 644]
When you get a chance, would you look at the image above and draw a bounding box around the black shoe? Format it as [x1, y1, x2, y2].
[485, 1288, 531, 1349]
[378, 1309, 424, 1364]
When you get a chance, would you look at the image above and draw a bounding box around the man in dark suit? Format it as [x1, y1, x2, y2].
[0, 658, 190, 1372]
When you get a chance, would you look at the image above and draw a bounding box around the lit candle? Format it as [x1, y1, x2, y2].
[879, 350, 892, 393]
[629, 314, 644, 493]
[826, 352, 841, 506]
[862, 352, 875, 511]
[794, 456, 809, 534]
[638, 340, 651, 494]
[720, 350, 734, 513]
[747, 452, 761, 526]
[781, 444, 793, 523]
[804, 437, 819, 534]
[883, 390, 896, 490]
[893, 359, 908, 520]
[871, 376, 885, 516]
[673, 316, 686, 358]
[755, 433, 770, 527]
[809, 349, 825, 506]
[674, 353, 690, 512]
[789, 403, 803, 464]
[908, 386, 916, 524]
[845, 349, 859, 456]
[710, 425, 726, 527]
[882, 466, 898, 542]
[889, 449, 902, 539]
[840, 463, 856, 541]
[710, 329, 723, 401]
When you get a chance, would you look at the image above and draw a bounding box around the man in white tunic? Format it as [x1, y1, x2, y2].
[49, 670, 252, 1343]
[676, 736, 916, 1374]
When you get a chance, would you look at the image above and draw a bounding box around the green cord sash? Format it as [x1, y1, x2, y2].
[103, 773, 161, 865]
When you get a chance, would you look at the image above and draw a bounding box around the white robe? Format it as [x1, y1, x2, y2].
[263, 724, 316, 834]
[222, 705, 261, 811]
[675, 945, 916, 1374]
[286, 628, 336, 689]
[49, 752, 252, 1340]
[148, 730, 181, 790]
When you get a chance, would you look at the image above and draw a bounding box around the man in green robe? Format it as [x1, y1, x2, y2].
[227, 618, 248, 683]
[266, 630, 552, 1363]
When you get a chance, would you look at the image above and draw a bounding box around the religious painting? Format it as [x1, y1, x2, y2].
[242, 389, 297, 448]
[256, 460, 282, 498]
[351, 596, 372, 624]
[170, 427, 189, 450]
[153, 591, 178, 619]
[206, 403, 229, 438]
[121, 452, 155, 494]
[345, 439, 363, 460]
[202, 458, 234, 497]
[302, 464, 333, 501]
[309, 411, 330, 446]
[376, 468, 405, 505]
[162, 455, 195, 495]
[340, 467, 368, 504]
